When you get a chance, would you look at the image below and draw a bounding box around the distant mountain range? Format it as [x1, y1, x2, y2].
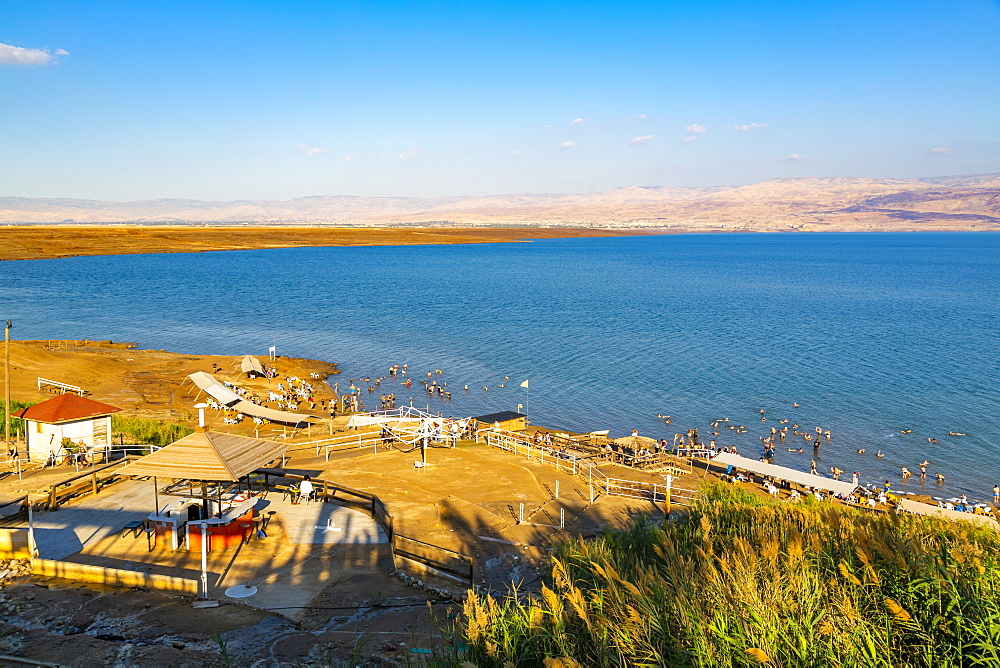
[3, 174, 999, 231]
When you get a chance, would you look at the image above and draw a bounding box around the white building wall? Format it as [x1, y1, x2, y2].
[26, 419, 97, 463]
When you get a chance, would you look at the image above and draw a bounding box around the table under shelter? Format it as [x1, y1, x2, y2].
[118, 427, 289, 552]
[711, 451, 858, 496]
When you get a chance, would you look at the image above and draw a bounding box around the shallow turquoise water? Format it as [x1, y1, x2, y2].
[3, 232, 998, 499]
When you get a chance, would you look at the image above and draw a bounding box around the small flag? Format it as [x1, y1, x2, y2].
[520, 380, 529, 388]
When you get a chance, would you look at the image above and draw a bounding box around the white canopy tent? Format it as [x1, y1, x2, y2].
[187, 371, 315, 425]
[231, 399, 315, 425]
[712, 452, 858, 496]
[188, 371, 242, 407]
[238, 355, 265, 376]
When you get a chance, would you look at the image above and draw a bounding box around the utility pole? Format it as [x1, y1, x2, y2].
[4, 320, 11, 452]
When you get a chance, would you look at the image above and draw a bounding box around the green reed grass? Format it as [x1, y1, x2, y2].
[459, 483, 1000, 667]
[111, 414, 193, 447]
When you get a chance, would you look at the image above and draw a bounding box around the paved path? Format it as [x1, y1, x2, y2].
[24, 479, 155, 560]
[260, 495, 386, 545]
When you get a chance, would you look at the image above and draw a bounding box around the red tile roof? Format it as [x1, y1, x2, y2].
[13, 394, 122, 424]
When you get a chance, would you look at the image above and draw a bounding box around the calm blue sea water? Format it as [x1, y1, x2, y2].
[3, 232, 998, 499]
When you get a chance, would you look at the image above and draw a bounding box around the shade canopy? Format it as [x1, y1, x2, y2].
[239, 355, 264, 374]
[712, 452, 858, 496]
[118, 428, 289, 481]
[897, 498, 1000, 530]
[231, 399, 317, 425]
[188, 371, 241, 407]
[614, 435, 658, 449]
[188, 371, 316, 424]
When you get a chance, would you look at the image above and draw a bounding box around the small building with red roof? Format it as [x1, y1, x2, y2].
[13, 394, 122, 464]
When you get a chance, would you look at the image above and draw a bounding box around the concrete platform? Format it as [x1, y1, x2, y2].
[27, 479, 155, 560]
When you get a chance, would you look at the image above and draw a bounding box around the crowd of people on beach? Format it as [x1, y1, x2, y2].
[664, 404, 997, 511]
[325, 361, 996, 509]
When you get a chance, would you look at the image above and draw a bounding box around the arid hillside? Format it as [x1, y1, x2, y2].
[2, 174, 999, 231]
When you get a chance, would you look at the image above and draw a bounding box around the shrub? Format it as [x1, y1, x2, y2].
[111, 414, 193, 447]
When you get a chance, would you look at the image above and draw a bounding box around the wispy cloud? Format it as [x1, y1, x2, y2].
[927, 147, 952, 155]
[0, 42, 68, 65]
[781, 153, 805, 160]
[398, 146, 422, 160]
[727, 122, 770, 132]
[572, 117, 587, 124]
[683, 136, 698, 143]
[343, 155, 358, 163]
[512, 149, 523, 156]
[560, 140, 576, 150]
[684, 123, 706, 134]
[633, 113, 646, 119]
[297, 144, 329, 156]
[628, 135, 655, 145]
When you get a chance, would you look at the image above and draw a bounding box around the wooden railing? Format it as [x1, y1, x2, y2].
[482, 428, 699, 508]
[43, 458, 138, 510]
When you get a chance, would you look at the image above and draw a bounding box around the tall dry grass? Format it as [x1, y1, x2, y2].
[111, 414, 193, 447]
[459, 483, 1000, 666]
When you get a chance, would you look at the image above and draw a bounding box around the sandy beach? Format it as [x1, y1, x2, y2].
[0, 225, 657, 262]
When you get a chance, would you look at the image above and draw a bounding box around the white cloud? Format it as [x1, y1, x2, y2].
[398, 146, 422, 160]
[727, 122, 770, 132]
[512, 150, 523, 156]
[544, 124, 555, 128]
[0, 42, 67, 65]
[343, 155, 358, 162]
[684, 123, 706, 134]
[572, 117, 587, 124]
[560, 140, 576, 150]
[298, 144, 329, 156]
[633, 113, 646, 119]
[628, 135, 655, 145]
[928, 147, 952, 155]
[683, 135, 698, 143]
[782, 153, 805, 160]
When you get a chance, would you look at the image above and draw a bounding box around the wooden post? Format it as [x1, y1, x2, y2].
[665, 475, 673, 517]
[91, 471, 98, 496]
[4, 320, 10, 452]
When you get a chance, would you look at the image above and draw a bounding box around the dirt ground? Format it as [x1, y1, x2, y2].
[1, 339, 338, 427]
[0, 226, 653, 262]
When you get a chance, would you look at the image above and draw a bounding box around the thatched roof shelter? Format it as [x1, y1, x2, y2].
[613, 435, 658, 449]
[119, 427, 288, 482]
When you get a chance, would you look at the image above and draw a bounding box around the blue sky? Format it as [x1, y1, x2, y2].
[2, 0, 998, 200]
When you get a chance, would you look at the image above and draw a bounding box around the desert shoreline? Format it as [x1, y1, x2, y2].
[0, 225, 667, 262]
